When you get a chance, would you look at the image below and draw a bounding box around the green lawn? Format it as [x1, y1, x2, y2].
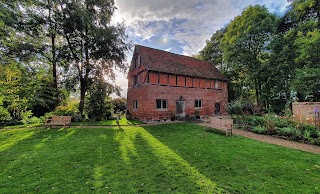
[70, 117, 144, 126]
[0, 123, 319, 193]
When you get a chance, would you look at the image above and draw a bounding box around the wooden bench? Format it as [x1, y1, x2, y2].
[45, 116, 72, 128]
[207, 116, 233, 136]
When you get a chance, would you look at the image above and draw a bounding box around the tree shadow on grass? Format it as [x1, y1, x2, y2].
[0, 127, 105, 193]
[143, 123, 320, 193]
[111, 126, 223, 193]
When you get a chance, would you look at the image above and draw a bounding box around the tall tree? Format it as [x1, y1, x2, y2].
[220, 5, 278, 106]
[199, 27, 226, 71]
[58, 0, 131, 114]
[278, 0, 320, 101]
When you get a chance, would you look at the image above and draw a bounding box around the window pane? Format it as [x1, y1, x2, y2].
[162, 100, 167, 109]
[195, 100, 202, 108]
[133, 100, 138, 109]
[156, 99, 161, 109]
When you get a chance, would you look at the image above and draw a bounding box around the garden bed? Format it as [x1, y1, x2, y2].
[233, 115, 320, 145]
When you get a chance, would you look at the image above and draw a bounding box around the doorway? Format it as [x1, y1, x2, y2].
[176, 101, 185, 118]
[215, 103, 220, 115]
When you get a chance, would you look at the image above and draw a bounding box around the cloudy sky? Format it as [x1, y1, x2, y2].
[111, 0, 290, 98]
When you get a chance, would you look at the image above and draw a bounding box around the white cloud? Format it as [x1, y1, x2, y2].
[165, 48, 172, 52]
[114, 0, 289, 55]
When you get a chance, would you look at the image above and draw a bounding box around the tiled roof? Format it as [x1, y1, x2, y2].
[135, 45, 228, 81]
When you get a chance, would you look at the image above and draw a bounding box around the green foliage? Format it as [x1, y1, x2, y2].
[85, 75, 114, 121]
[1, 0, 131, 118]
[227, 99, 245, 115]
[291, 68, 320, 101]
[221, 5, 278, 105]
[112, 97, 127, 113]
[54, 102, 82, 122]
[56, 0, 131, 113]
[280, 0, 320, 101]
[19, 110, 42, 125]
[198, 28, 226, 71]
[0, 106, 12, 124]
[198, 0, 319, 108]
[252, 125, 266, 134]
[278, 126, 296, 136]
[233, 115, 266, 129]
[235, 114, 318, 144]
[20, 110, 33, 125]
[303, 130, 311, 141]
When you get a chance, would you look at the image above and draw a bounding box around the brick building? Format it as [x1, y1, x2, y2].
[127, 45, 228, 121]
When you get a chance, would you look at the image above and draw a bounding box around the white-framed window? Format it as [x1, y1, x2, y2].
[195, 100, 202, 108]
[133, 100, 138, 109]
[156, 99, 167, 109]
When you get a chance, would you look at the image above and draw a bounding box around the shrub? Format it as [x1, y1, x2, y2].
[293, 129, 302, 140]
[0, 106, 12, 124]
[53, 102, 82, 121]
[264, 117, 277, 135]
[20, 110, 43, 124]
[296, 123, 315, 132]
[20, 110, 33, 124]
[234, 116, 266, 128]
[112, 98, 127, 113]
[227, 99, 245, 115]
[278, 127, 296, 137]
[29, 116, 43, 124]
[252, 125, 266, 134]
[303, 130, 311, 141]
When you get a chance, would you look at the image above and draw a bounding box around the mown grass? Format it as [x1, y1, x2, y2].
[70, 117, 144, 126]
[0, 123, 319, 193]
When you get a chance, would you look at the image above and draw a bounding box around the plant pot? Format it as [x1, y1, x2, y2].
[171, 117, 176, 121]
[196, 116, 200, 119]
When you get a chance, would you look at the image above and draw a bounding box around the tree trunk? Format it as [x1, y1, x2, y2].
[52, 32, 58, 107]
[48, 0, 58, 108]
[79, 78, 86, 114]
[255, 78, 260, 106]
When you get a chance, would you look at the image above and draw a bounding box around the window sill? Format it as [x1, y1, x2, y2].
[156, 109, 168, 111]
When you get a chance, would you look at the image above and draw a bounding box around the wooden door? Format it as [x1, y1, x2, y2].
[176, 101, 185, 118]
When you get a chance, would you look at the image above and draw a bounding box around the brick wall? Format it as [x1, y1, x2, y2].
[292, 102, 320, 124]
[127, 81, 228, 122]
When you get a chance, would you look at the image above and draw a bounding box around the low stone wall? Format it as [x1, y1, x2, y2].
[292, 102, 320, 125]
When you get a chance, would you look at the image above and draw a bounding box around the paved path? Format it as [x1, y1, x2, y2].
[200, 123, 320, 154]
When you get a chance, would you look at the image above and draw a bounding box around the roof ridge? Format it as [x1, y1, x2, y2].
[135, 44, 207, 64]
[134, 44, 228, 81]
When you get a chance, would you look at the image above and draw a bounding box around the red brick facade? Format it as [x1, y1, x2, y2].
[127, 45, 228, 121]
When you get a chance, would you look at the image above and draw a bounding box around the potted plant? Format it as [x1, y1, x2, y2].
[194, 110, 200, 119]
[169, 110, 176, 121]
